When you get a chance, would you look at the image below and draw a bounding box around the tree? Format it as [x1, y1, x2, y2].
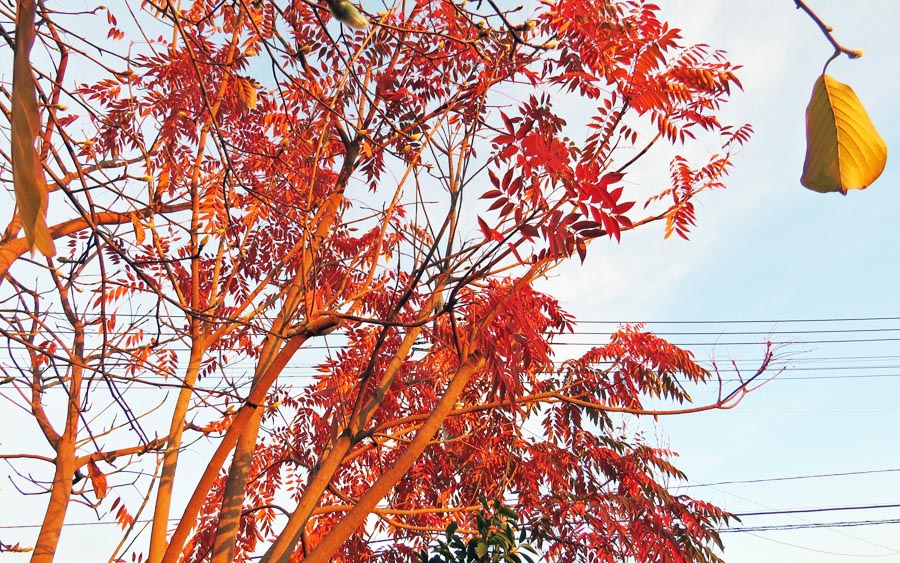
[0, 1, 767, 562]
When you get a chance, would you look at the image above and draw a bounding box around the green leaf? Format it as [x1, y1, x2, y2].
[446, 520, 458, 542]
[475, 540, 488, 558]
[801, 74, 888, 194]
[498, 505, 518, 520]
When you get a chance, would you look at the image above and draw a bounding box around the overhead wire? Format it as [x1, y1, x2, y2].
[4, 502, 900, 532]
[683, 467, 900, 489]
[722, 519, 900, 533]
[4, 316, 900, 543]
[575, 316, 900, 324]
[7, 325, 900, 338]
[735, 502, 900, 518]
[1, 337, 899, 353]
[702, 484, 900, 554]
[6, 345, 900, 390]
[741, 532, 900, 558]
[8, 312, 900, 324]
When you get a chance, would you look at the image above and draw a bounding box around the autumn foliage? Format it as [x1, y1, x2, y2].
[0, 1, 761, 562]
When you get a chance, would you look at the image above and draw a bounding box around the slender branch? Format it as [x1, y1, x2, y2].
[373, 348, 778, 434]
[73, 438, 167, 469]
[0, 202, 191, 282]
[0, 453, 56, 463]
[794, 0, 864, 72]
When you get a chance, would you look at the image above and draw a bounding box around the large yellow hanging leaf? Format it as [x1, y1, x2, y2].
[11, 0, 55, 256]
[801, 74, 887, 194]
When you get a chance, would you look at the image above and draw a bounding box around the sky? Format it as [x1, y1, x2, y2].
[537, 1, 900, 561]
[1, 1, 899, 562]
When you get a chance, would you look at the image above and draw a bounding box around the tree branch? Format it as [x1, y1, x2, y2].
[0, 202, 191, 282]
[794, 0, 863, 71]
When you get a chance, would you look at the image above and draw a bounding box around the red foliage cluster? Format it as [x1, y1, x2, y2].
[0, 1, 758, 562]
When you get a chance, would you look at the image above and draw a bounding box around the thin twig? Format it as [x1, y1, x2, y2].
[794, 0, 864, 73]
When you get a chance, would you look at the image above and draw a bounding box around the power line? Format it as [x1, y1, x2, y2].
[735, 502, 900, 518]
[4, 514, 900, 533]
[4, 336, 900, 354]
[10, 326, 900, 338]
[577, 316, 900, 324]
[554, 337, 900, 346]
[0, 521, 114, 530]
[721, 518, 900, 533]
[11, 312, 900, 324]
[728, 373, 900, 382]
[9, 311, 899, 322]
[577, 328, 900, 336]
[742, 532, 900, 558]
[683, 467, 900, 489]
[704, 484, 900, 555]
[7, 352, 900, 370]
[7, 358, 900, 390]
[6, 370, 900, 391]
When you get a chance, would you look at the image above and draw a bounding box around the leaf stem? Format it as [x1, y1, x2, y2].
[793, 0, 864, 73]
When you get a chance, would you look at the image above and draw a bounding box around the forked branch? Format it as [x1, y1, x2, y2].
[794, 0, 864, 71]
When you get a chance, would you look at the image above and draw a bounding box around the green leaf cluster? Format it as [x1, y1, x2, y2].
[419, 500, 538, 563]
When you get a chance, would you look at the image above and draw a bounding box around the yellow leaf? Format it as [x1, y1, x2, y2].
[11, 0, 55, 256]
[801, 74, 888, 194]
[235, 76, 257, 110]
[131, 213, 145, 246]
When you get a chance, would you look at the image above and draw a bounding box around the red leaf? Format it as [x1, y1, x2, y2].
[502, 168, 516, 192]
[598, 171, 625, 189]
[500, 110, 516, 134]
[520, 224, 539, 238]
[488, 169, 501, 189]
[487, 197, 508, 212]
[87, 460, 108, 500]
[507, 241, 524, 263]
[581, 228, 607, 238]
[477, 215, 503, 242]
[606, 183, 621, 200]
[576, 238, 587, 263]
[572, 220, 600, 231]
[614, 200, 636, 214]
[499, 144, 518, 160]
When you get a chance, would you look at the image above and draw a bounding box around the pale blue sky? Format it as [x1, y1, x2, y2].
[542, 1, 900, 561]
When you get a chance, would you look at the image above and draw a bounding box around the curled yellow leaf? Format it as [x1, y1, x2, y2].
[11, 0, 55, 256]
[801, 74, 888, 194]
[131, 213, 146, 246]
